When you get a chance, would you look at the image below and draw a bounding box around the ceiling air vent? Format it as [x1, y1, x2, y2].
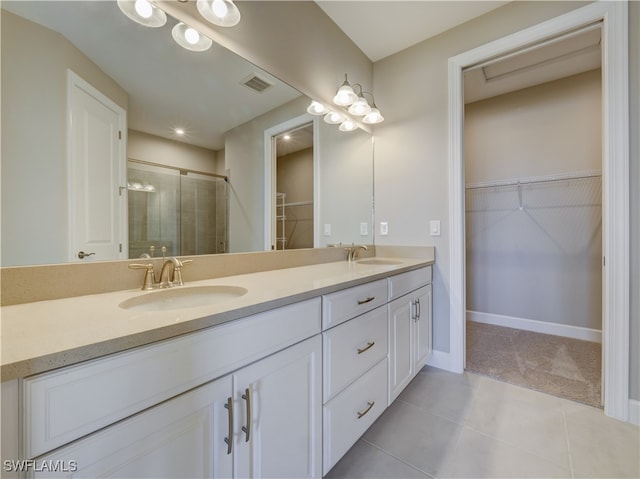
[241, 74, 272, 93]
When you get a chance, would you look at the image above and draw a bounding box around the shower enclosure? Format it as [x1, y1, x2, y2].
[127, 160, 228, 259]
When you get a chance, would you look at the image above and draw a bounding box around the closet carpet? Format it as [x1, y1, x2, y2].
[465, 321, 602, 408]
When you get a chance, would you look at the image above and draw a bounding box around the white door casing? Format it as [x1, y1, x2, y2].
[447, 1, 629, 421]
[68, 70, 127, 262]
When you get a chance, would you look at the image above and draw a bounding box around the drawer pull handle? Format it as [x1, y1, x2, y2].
[224, 396, 233, 455]
[242, 388, 252, 442]
[357, 296, 375, 305]
[357, 401, 375, 419]
[357, 341, 375, 354]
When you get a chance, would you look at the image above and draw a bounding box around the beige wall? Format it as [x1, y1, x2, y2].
[464, 70, 602, 331]
[127, 130, 219, 174]
[373, 1, 595, 353]
[1, 10, 128, 266]
[465, 69, 602, 183]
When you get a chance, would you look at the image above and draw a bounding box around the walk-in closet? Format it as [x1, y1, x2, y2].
[463, 25, 603, 407]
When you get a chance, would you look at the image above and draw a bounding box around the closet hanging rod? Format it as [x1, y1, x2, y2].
[128, 157, 228, 181]
[465, 170, 601, 190]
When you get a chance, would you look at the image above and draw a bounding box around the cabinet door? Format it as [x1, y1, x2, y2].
[233, 335, 322, 479]
[413, 284, 433, 372]
[388, 297, 414, 405]
[34, 376, 233, 478]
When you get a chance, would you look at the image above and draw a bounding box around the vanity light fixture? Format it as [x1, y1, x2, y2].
[172, 22, 213, 52]
[306, 100, 329, 116]
[196, 0, 241, 27]
[323, 110, 345, 125]
[332, 74, 359, 106]
[117, 0, 167, 27]
[338, 119, 358, 132]
[362, 104, 384, 124]
[348, 92, 372, 116]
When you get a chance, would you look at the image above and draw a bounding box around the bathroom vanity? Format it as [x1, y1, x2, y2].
[1, 249, 433, 478]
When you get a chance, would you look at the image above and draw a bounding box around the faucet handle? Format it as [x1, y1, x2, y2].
[129, 263, 156, 290]
[173, 259, 193, 286]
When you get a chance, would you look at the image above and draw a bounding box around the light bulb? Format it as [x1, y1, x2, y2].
[184, 28, 200, 45]
[211, 0, 228, 18]
[134, 0, 153, 18]
[363, 107, 384, 124]
[324, 111, 344, 124]
[339, 119, 358, 132]
[348, 96, 371, 116]
[307, 100, 328, 115]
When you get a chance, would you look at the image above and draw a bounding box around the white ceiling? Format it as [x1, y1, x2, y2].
[316, 1, 509, 62]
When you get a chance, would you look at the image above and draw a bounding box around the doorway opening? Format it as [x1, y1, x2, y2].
[264, 114, 317, 251]
[448, 2, 629, 421]
[462, 25, 603, 408]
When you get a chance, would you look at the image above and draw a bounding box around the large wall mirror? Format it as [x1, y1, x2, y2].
[1, 1, 374, 267]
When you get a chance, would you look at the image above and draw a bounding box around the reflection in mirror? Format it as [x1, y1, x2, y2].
[1, 1, 374, 267]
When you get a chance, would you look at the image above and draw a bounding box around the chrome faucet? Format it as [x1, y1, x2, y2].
[345, 244, 368, 262]
[129, 257, 193, 290]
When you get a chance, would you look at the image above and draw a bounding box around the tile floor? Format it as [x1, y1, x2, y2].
[326, 367, 640, 479]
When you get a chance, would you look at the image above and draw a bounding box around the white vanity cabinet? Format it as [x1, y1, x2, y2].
[21, 298, 322, 478]
[33, 336, 322, 479]
[388, 268, 433, 404]
[321, 282, 389, 475]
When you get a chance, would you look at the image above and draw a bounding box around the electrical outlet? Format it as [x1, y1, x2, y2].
[430, 220, 441, 236]
[324, 224, 331, 236]
[360, 222, 368, 236]
[380, 222, 388, 236]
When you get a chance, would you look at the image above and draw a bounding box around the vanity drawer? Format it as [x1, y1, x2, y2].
[323, 305, 387, 402]
[388, 266, 432, 301]
[22, 298, 321, 458]
[322, 279, 388, 329]
[323, 358, 387, 475]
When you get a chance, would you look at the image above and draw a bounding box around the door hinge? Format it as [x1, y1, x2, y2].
[118, 130, 122, 140]
[603, 256, 606, 267]
[119, 243, 123, 253]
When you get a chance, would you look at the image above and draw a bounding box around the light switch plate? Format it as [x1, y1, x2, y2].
[430, 220, 441, 236]
[380, 222, 388, 236]
[360, 222, 368, 236]
[324, 224, 331, 236]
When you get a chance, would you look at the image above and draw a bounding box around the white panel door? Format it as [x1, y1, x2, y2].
[34, 375, 233, 478]
[68, 70, 126, 262]
[388, 296, 414, 404]
[233, 335, 322, 479]
[413, 284, 433, 372]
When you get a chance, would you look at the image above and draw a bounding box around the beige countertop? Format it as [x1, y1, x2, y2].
[1, 256, 433, 382]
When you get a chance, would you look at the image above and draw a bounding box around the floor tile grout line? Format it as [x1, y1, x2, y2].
[358, 438, 436, 479]
[560, 400, 576, 479]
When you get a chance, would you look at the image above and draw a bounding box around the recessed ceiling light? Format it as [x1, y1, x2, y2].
[175, 128, 185, 135]
[283, 134, 291, 140]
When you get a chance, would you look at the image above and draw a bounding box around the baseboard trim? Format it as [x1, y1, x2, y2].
[629, 400, 640, 426]
[427, 350, 453, 372]
[467, 310, 602, 344]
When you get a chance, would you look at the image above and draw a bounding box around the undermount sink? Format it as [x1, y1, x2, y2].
[356, 259, 402, 266]
[119, 285, 248, 312]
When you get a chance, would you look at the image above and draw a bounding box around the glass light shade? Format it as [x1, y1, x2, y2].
[333, 85, 358, 106]
[172, 23, 213, 52]
[196, 0, 241, 27]
[324, 111, 345, 125]
[117, 0, 167, 27]
[307, 101, 329, 116]
[348, 96, 372, 116]
[362, 107, 384, 124]
[339, 119, 358, 132]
